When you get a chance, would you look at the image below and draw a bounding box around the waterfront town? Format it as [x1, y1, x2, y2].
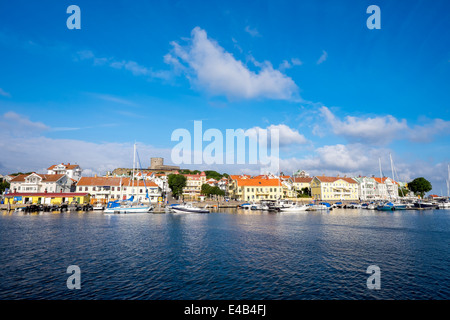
[1, 156, 442, 211]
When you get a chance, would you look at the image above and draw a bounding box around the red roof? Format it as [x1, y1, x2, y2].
[10, 173, 66, 183]
[315, 176, 357, 184]
[77, 177, 158, 187]
[5, 192, 89, 198]
[47, 163, 80, 170]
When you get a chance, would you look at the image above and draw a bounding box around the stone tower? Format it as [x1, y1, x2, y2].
[150, 157, 164, 169]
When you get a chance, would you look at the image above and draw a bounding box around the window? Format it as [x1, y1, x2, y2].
[112, 187, 115, 191]
[79, 187, 82, 191]
[85, 187, 88, 191]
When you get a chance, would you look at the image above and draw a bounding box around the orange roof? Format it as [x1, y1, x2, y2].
[373, 177, 398, 185]
[47, 163, 79, 170]
[315, 176, 357, 184]
[77, 177, 123, 186]
[229, 174, 251, 180]
[236, 178, 282, 187]
[77, 177, 158, 187]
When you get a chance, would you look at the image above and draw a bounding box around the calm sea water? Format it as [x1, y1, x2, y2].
[0, 208, 449, 300]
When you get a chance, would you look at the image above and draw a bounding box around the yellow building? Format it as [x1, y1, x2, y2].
[181, 171, 207, 200]
[292, 177, 313, 193]
[311, 176, 359, 201]
[233, 178, 284, 201]
[5, 192, 90, 205]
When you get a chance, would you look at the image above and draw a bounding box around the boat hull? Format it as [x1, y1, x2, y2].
[104, 206, 153, 214]
[171, 207, 209, 214]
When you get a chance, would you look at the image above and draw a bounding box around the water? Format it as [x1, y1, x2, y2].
[0, 209, 449, 300]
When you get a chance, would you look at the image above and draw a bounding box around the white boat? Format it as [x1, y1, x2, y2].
[279, 204, 308, 212]
[93, 202, 105, 210]
[438, 201, 450, 209]
[306, 202, 332, 211]
[104, 202, 153, 214]
[170, 202, 209, 214]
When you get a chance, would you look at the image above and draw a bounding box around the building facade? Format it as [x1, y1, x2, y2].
[76, 177, 161, 204]
[232, 178, 283, 201]
[47, 163, 82, 181]
[10, 173, 74, 194]
[311, 176, 359, 201]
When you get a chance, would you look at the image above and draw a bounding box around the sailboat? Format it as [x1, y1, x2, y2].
[376, 155, 407, 211]
[104, 143, 154, 214]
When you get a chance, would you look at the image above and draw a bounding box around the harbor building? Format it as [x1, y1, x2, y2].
[9, 172, 75, 194]
[4, 192, 90, 205]
[47, 163, 82, 181]
[180, 171, 207, 200]
[311, 175, 359, 201]
[76, 177, 161, 204]
[232, 178, 283, 201]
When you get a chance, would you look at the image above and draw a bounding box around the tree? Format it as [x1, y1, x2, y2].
[201, 184, 225, 197]
[0, 181, 10, 194]
[398, 186, 409, 197]
[168, 174, 187, 199]
[407, 177, 432, 198]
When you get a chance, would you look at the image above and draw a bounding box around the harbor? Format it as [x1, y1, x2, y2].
[1, 206, 449, 300]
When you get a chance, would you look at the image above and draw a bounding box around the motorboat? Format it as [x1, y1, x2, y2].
[346, 202, 361, 209]
[93, 202, 105, 210]
[279, 204, 308, 212]
[104, 201, 153, 214]
[414, 201, 438, 210]
[366, 203, 376, 210]
[239, 203, 253, 210]
[376, 202, 407, 211]
[170, 202, 210, 214]
[438, 200, 450, 209]
[306, 202, 332, 211]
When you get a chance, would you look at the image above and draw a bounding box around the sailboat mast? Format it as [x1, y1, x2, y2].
[446, 163, 449, 197]
[379, 158, 382, 179]
[390, 153, 395, 182]
[132, 143, 136, 190]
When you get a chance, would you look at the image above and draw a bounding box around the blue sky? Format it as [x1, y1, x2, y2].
[0, 0, 449, 194]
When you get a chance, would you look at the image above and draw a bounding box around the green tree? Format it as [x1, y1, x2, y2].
[407, 177, 432, 198]
[0, 181, 10, 194]
[168, 174, 187, 199]
[201, 184, 225, 197]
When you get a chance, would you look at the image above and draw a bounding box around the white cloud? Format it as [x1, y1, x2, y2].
[246, 124, 309, 147]
[76, 50, 171, 81]
[0, 112, 48, 137]
[0, 88, 11, 97]
[408, 119, 450, 143]
[320, 106, 408, 144]
[165, 27, 299, 101]
[244, 26, 261, 37]
[279, 58, 303, 71]
[317, 50, 328, 65]
[320, 106, 450, 144]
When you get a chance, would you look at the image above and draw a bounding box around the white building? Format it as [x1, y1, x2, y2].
[353, 176, 377, 201]
[47, 163, 82, 181]
[10, 173, 74, 193]
[76, 177, 161, 204]
[374, 177, 399, 199]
